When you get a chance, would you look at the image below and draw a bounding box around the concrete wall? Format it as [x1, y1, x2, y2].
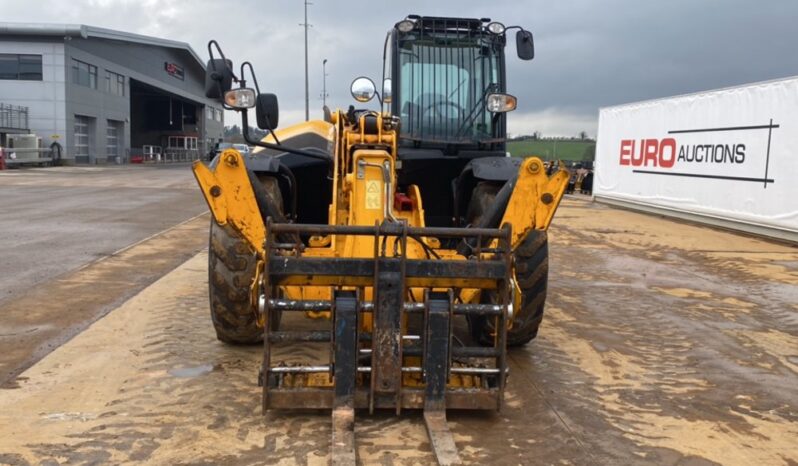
[0, 39, 66, 148]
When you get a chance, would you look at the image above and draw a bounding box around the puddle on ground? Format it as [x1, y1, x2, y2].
[168, 364, 215, 378]
[41, 412, 98, 422]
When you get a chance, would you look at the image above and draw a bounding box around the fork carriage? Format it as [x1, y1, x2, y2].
[259, 221, 513, 464]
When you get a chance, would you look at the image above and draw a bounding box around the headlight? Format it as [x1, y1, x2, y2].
[396, 20, 415, 33]
[487, 22, 506, 34]
[486, 93, 517, 112]
[224, 88, 256, 109]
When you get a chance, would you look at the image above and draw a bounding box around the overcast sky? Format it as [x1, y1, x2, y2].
[3, 0, 797, 137]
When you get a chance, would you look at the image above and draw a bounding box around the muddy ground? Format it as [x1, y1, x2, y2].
[0, 197, 797, 465]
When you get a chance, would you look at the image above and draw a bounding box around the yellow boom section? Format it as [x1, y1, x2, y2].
[192, 149, 265, 252]
[503, 157, 569, 248]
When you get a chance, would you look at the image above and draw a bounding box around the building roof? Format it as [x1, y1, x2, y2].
[0, 22, 204, 69]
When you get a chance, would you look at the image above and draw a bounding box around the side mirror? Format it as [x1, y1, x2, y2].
[256, 93, 279, 130]
[350, 76, 376, 103]
[205, 58, 234, 99]
[383, 78, 392, 104]
[516, 30, 535, 61]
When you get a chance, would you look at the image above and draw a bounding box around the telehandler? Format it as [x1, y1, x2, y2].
[193, 15, 568, 465]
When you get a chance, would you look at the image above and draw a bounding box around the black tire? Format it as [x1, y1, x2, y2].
[464, 182, 501, 227]
[208, 176, 283, 344]
[465, 182, 549, 347]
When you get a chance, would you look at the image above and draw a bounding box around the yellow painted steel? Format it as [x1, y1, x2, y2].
[192, 149, 265, 251]
[192, 113, 569, 320]
[500, 157, 569, 248]
[256, 119, 336, 149]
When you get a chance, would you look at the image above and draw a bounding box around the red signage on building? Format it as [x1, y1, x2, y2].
[164, 62, 185, 80]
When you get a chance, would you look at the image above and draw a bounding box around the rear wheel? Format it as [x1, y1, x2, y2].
[208, 175, 283, 344]
[465, 182, 549, 347]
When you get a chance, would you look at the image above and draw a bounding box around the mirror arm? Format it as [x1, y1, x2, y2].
[207, 40, 238, 81]
[381, 31, 390, 112]
[241, 109, 332, 162]
[240, 62, 261, 95]
[238, 63, 280, 144]
[207, 40, 239, 103]
[236, 109, 299, 221]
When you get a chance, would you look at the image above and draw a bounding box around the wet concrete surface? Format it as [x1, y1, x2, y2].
[0, 197, 797, 465]
[0, 165, 207, 304]
[0, 165, 210, 386]
[0, 213, 210, 387]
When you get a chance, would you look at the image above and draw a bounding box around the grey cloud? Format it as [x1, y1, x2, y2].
[2, 0, 797, 136]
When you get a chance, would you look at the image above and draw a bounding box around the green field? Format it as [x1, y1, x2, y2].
[507, 139, 595, 161]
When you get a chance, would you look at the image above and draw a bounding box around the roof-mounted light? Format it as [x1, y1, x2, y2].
[487, 22, 506, 34]
[397, 20, 416, 33]
[486, 93, 517, 113]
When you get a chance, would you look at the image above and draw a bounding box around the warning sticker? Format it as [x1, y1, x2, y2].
[365, 180, 381, 210]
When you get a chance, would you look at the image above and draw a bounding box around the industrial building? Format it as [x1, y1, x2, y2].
[0, 23, 224, 164]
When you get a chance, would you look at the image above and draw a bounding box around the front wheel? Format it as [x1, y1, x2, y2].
[464, 181, 549, 347]
[469, 230, 549, 347]
[207, 175, 283, 344]
[208, 221, 263, 344]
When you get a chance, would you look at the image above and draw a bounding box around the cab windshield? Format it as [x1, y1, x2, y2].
[397, 34, 502, 144]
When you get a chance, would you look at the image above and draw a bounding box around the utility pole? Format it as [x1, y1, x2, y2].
[322, 58, 328, 108]
[300, 0, 313, 121]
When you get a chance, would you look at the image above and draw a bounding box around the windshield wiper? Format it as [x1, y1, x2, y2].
[448, 77, 467, 100]
[456, 82, 499, 138]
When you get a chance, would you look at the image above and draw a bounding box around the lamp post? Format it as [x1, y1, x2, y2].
[300, 0, 313, 121]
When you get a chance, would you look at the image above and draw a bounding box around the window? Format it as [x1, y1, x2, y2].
[72, 59, 97, 88]
[105, 70, 125, 96]
[398, 35, 502, 143]
[214, 108, 222, 122]
[206, 106, 213, 120]
[0, 54, 43, 80]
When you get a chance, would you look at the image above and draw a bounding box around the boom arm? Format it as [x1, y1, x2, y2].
[193, 149, 265, 253]
[502, 157, 569, 247]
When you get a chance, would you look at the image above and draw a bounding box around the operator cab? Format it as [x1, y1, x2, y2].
[383, 16, 532, 155]
[350, 15, 534, 227]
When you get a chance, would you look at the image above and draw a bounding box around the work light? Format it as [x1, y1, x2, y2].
[486, 93, 517, 112]
[487, 22, 506, 34]
[396, 20, 416, 33]
[224, 88, 256, 109]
